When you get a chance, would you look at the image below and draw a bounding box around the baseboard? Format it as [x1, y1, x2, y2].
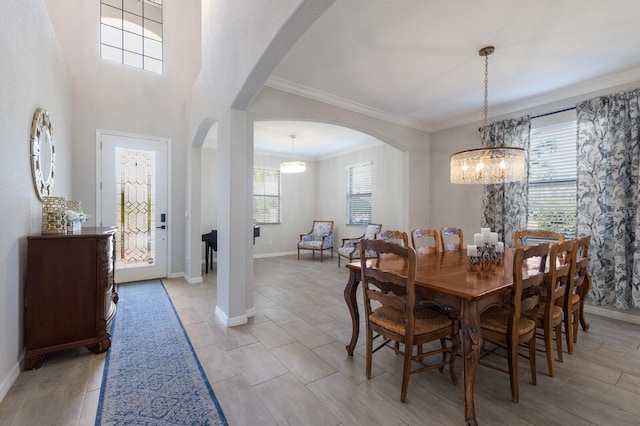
[0, 359, 21, 404]
[184, 273, 203, 284]
[584, 304, 640, 326]
[215, 305, 248, 326]
[167, 271, 185, 279]
[253, 251, 297, 259]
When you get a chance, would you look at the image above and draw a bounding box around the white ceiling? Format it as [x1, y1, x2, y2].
[212, 0, 640, 158]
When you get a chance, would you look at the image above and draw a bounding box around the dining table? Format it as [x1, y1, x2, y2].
[344, 249, 518, 426]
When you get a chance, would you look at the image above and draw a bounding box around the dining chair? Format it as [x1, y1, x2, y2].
[514, 229, 564, 249]
[479, 242, 548, 403]
[297, 220, 334, 262]
[411, 228, 440, 254]
[440, 227, 464, 252]
[360, 239, 458, 402]
[557, 238, 579, 354]
[569, 236, 592, 342]
[337, 223, 382, 267]
[377, 229, 409, 247]
[524, 239, 575, 377]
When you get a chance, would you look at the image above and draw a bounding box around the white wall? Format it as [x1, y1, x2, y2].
[44, 0, 201, 275]
[0, 0, 73, 400]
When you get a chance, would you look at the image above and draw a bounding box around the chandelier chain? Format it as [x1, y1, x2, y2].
[483, 53, 489, 128]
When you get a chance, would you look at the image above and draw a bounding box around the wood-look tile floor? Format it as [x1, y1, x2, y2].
[1, 255, 640, 425]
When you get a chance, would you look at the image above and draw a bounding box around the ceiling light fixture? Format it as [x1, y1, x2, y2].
[280, 134, 306, 174]
[450, 46, 526, 184]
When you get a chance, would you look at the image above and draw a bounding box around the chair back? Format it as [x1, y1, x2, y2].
[440, 227, 464, 252]
[360, 239, 417, 330]
[377, 230, 409, 247]
[363, 223, 382, 240]
[573, 236, 591, 301]
[514, 229, 564, 249]
[311, 220, 334, 237]
[518, 243, 549, 323]
[544, 240, 576, 314]
[411, 228, 440, 254]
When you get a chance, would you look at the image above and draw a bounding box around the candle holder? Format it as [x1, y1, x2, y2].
[469, 243, 502, 273]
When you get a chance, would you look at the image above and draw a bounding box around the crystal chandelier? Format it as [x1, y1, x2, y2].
[450, 46, 526, 184]
[280, 135, 306, 174]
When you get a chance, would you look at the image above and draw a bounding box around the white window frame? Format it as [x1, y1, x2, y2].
[527, 111, 577, 237]
[253, 168, 281, 225]
[346, 162, 372, 226]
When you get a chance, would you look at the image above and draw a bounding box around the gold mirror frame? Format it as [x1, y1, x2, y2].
[30, 108, 56, 201]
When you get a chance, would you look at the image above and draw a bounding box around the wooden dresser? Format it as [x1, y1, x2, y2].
[25, 227, 118, 370]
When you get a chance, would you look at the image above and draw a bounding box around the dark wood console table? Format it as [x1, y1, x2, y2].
[25, 227, 118, 369]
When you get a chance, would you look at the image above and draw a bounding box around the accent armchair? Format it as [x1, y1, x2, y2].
[297, 220, 334, 262]
[337, 223, 382, 267]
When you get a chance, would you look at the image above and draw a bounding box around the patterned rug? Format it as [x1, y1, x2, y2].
[95, 281, 227, 425]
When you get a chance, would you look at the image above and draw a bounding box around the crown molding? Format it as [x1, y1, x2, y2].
[265, 76, 430, 132]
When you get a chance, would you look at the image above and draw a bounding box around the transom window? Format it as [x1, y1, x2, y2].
[527, 112, 577, 236]
[346, 162, 372, 225]
[100, 0, 163, 74]
[253, 168, 280, 224]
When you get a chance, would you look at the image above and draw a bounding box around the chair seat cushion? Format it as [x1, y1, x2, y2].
[369, 306, 451, 335]
[569, 293, 580, 305]
[481, 307, 536, 335]
[299, 241, 330, 249]
[338, 247, 356, 256]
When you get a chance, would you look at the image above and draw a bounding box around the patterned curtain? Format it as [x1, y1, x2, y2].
[481, 116, 531, 248]
[576, 89, 640, 309]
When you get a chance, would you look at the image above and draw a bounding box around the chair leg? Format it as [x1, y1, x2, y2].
[544, 323, 555, 377]
[438, 338, 446, 373]
[564, 308, 574, 354]
[366, 327, 373, 379]
[507, 339, 518, 403]
[555, 323, 563, 363]
[529, 334, 536, 386]
[573, 308, 580, 344]
[579, 274, 592, 331]
[320, 249, 323, 262]
[401, 336, 413, 403]
[297, 247, 300, 260]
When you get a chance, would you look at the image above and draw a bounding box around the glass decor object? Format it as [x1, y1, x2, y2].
[280, 134, 306, 173]
[450, 46, 526, 185]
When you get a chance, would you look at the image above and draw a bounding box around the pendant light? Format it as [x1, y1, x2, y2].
[280, 134, 306, 174]
[450, 46, 526, 184]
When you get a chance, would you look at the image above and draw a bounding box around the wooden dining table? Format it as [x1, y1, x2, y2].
[344, 249, 517, 426]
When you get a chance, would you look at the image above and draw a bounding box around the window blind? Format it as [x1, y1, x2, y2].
[253, 168, 280, 224]
[527, 120, 577, 236]
[346, 162, 372, 225]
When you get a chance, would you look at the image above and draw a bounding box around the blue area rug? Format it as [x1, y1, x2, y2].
[95, 281, 227, 425]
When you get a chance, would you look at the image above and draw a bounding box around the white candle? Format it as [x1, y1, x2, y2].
[481, 227, 490, 237]
[474, 233, 483, 246]
[496, 242, 504, 253]
[490, 232, 498, 244]
[467, 245, 478, 257]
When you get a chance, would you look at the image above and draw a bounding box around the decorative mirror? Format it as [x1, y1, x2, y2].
[30, 108, 56, 201]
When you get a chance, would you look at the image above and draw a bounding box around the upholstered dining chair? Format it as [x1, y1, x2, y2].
[479, 242, 548, 403]
[411, 228, 440, 254]
[377, 229, 409, 247]
[524, 239, 576, 377]
[297, 220, 334, 262]
[561, 236, 591, 351]
[360, 239, 458, 402]
[337, 223, 382, 267]
[514, 229, 564, 249]
[440, 227, 464, 252]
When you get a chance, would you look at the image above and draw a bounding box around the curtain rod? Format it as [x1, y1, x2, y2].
[531, 106, 576, 119]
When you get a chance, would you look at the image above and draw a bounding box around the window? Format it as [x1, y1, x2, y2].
[527, 114, 577, 236]
[253, 168, 280, 224]
[346, 162, 372, 225]
[100, 0, 163, 74]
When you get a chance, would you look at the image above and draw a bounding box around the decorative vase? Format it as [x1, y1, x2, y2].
[42, 196, 67, 234]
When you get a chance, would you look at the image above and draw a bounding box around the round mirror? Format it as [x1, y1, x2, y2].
[30, 108, 56, 201]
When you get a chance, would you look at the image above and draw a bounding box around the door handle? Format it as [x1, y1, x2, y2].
[156, 225, 166, 229]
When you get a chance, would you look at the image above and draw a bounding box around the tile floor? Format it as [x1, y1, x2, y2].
[1, 254, 640, 425]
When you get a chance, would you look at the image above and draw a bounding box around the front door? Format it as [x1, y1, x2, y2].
[98, 131, 169, 283]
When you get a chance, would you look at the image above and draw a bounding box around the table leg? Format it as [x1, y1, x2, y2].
[460, 299, 481, 426]
[205, 243, 210, 274]
[344, 269, 361, 355]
